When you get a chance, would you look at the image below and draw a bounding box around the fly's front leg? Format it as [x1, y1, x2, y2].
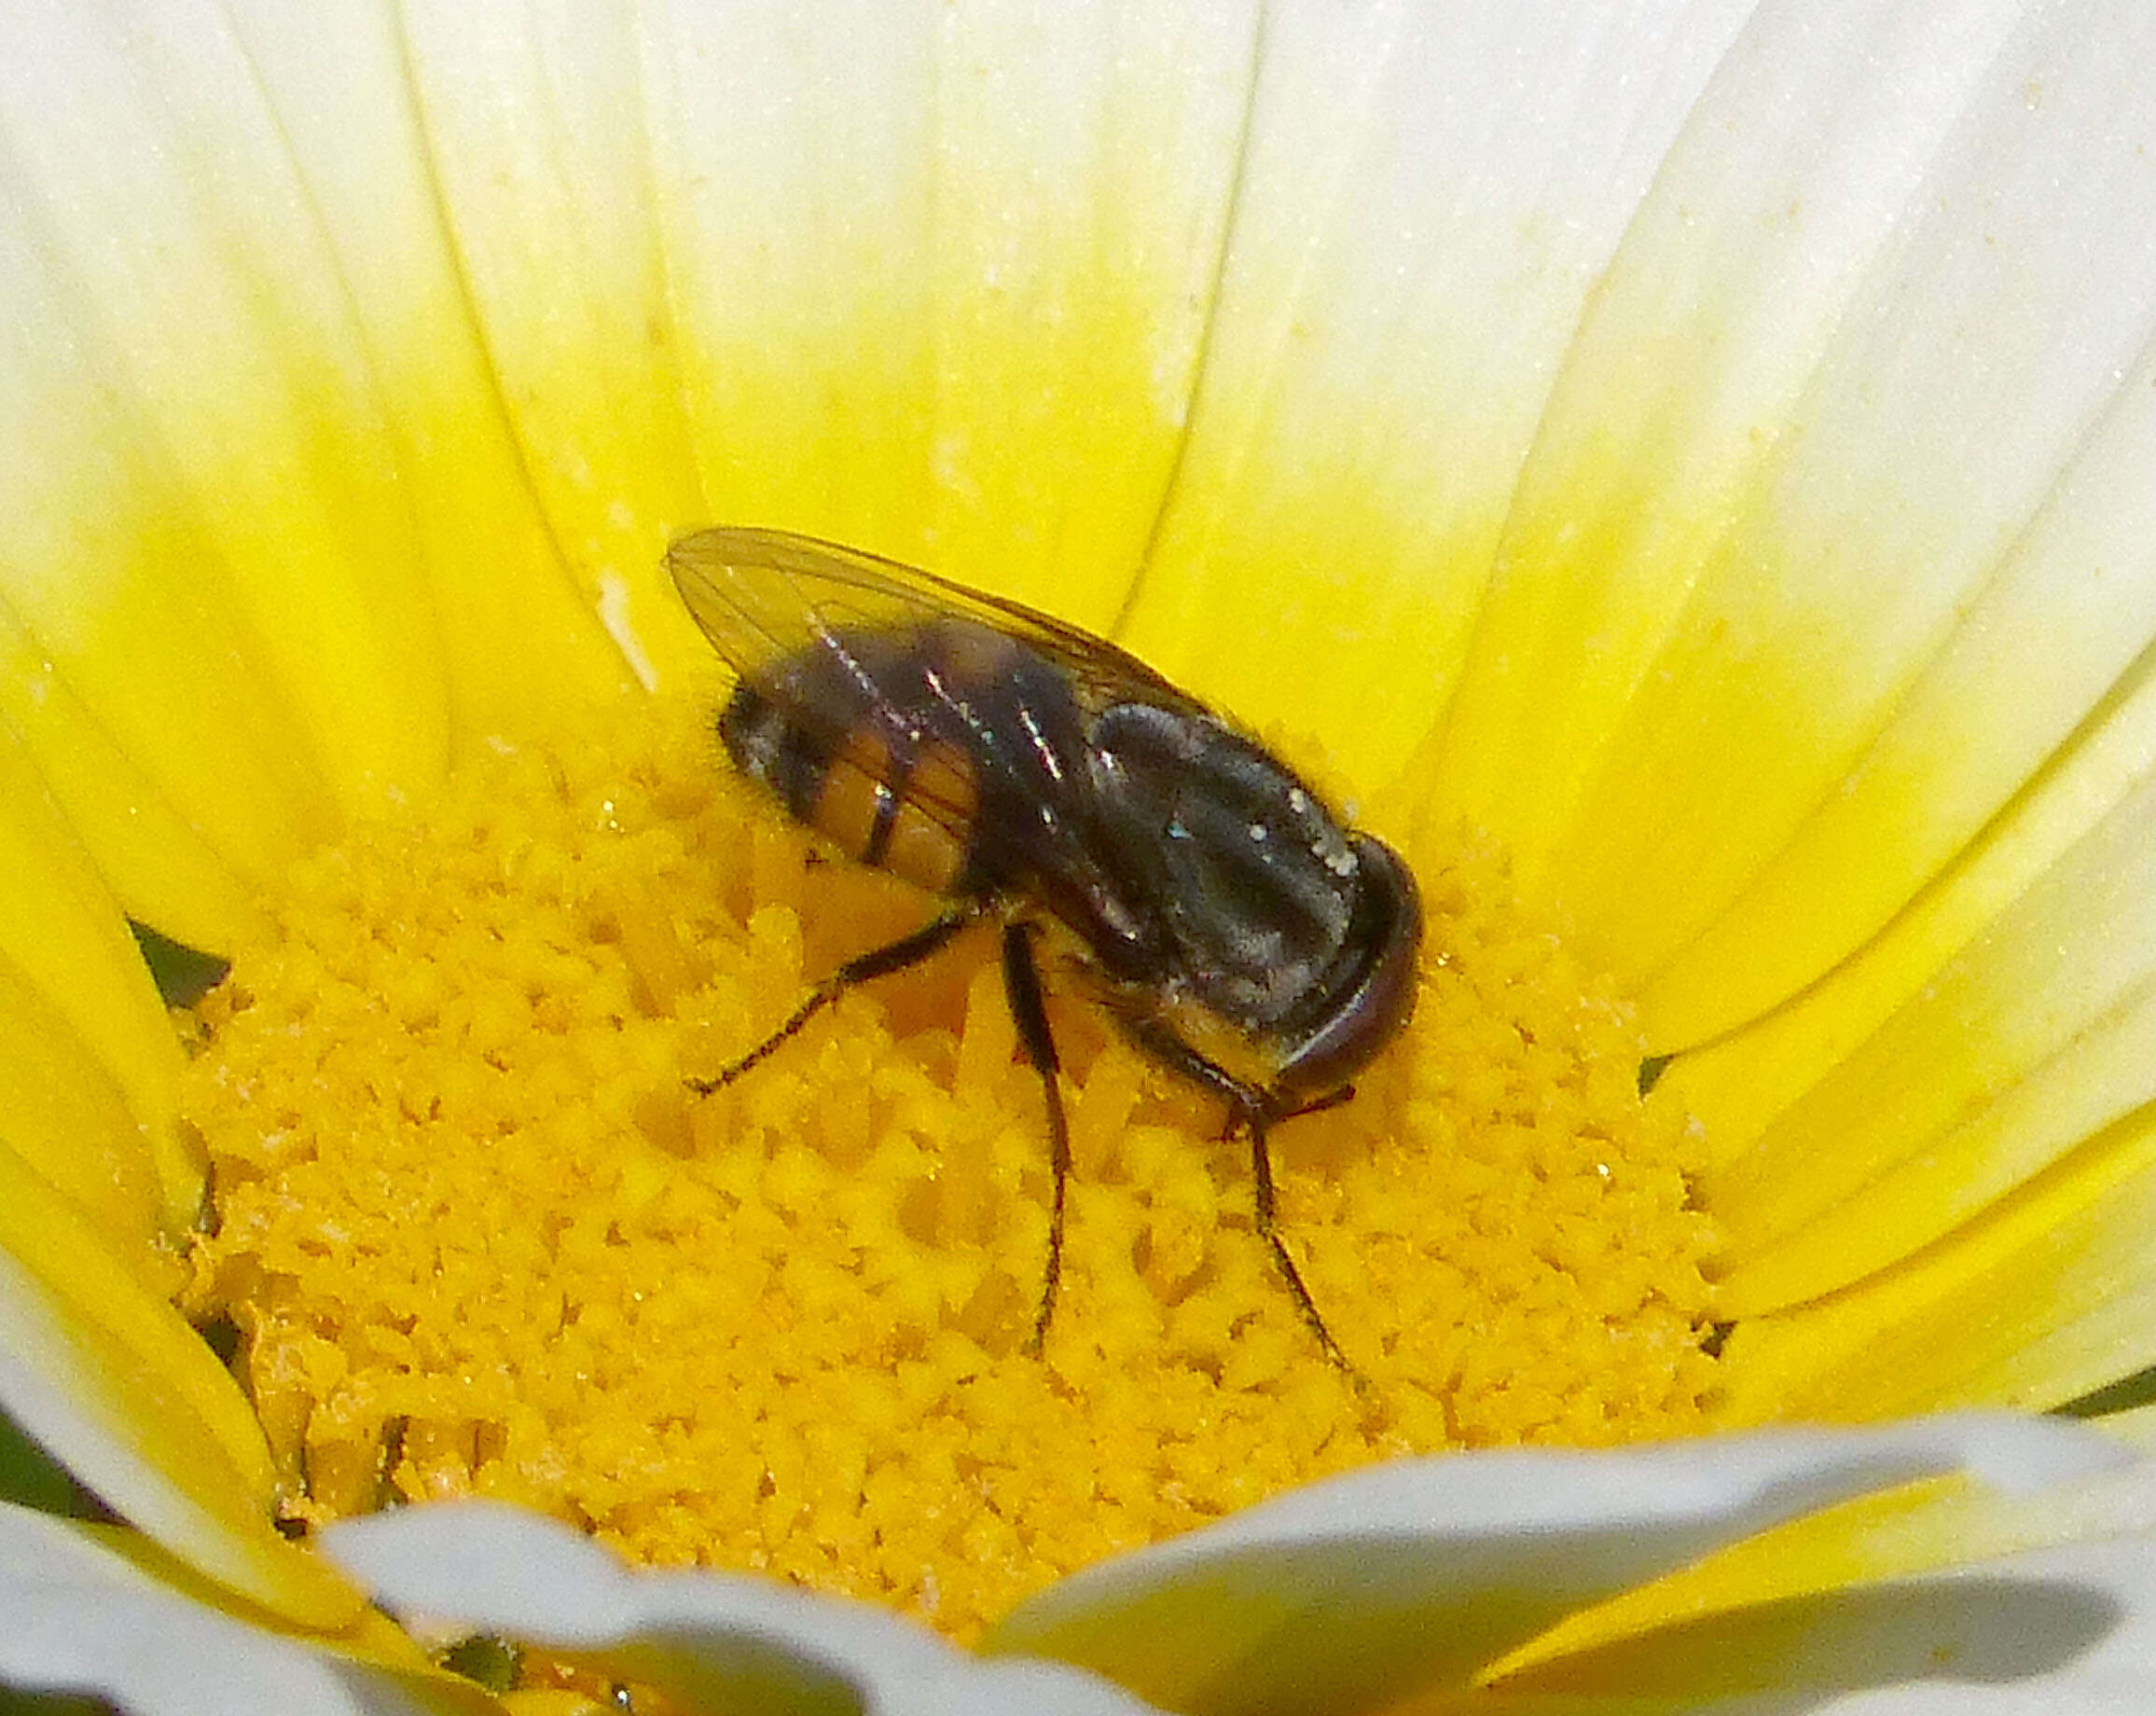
[1275, 1084, 1355, 1124]
[1115, 1017, 1359, 1375]
[687, 906, 978, 1095]
[1000, 919, 1071, 1356]
[1242, 1113, 1355, 1375]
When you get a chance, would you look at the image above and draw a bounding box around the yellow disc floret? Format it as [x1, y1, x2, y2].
[180, 694, 1719, 1641]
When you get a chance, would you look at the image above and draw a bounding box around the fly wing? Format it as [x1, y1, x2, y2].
[670, 527, 1204, 888]
[666, 525, 1208, 721]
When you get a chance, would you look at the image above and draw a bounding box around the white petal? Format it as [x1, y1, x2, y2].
[979, 1416, 2121, 1714]
[0, 1502, 463, 1716]
[324, 1503, 1166, 1716]
[1433, 0, 2156, 1030]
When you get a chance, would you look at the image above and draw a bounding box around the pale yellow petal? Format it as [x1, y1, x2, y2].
[0, 725, 194, 1230]
[0, 2, 449, 810]
[909, 3, 1252, 619]
[407, 0, 1257, 687]
[400, 0, 710, 694]
[1489, 1414, 2156, 1694]
[0, 223, 338, 922]
[1432, 3, 2156, 1030]
[1641, 325, 2156, 1048]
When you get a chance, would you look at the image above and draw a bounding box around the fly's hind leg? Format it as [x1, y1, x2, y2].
[687, 906, 977, 1095]
[1000, 919, 1072, 1356]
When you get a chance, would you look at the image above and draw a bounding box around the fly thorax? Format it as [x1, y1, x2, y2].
[1086, 702, 1358, 1031]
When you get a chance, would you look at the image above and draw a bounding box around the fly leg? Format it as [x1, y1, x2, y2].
[1114, 1017, 1358, 1374]
[1243, 1111, 1354, 1374]
[1000, 919, 1072, 1356]
[1275, 1084, 1355, 1124]
[687, 906, 977, 1095]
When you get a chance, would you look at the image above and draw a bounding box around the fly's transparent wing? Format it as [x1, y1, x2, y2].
[670, 527, 1204, 878]
[666, 526, 1204, 719]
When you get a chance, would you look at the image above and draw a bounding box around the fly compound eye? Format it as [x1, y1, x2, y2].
[1270, 834, 1422, 1105]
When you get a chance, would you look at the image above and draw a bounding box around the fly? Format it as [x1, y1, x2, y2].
[669, 527, 1421, 1366]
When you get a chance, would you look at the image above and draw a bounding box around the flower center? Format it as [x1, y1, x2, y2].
[179, 693, 1719, 1641]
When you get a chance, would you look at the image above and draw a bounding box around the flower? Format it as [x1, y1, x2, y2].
[7, 1, 2156, 1711]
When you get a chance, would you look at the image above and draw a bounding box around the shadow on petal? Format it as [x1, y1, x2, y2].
[1490, 1576, 2121, 1706]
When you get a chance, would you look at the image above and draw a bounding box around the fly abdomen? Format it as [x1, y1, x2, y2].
[718, 681, 826, 825]
[815, 726, 980, 895]
[718, 638, 983, 900]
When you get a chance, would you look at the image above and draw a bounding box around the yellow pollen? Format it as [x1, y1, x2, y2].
[178, 694, 1720, 1644]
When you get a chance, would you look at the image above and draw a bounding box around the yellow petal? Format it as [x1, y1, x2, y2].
[0, 724, 194, 1230]
[0, 1142, 362, 1628]
[1662, 634, 2156, 1181]
[1717, 1099, 2156, 1422]
[0, 600, 256, 953]
[1703, 767, 2156, 1313]
[0, 956, 163, 1266]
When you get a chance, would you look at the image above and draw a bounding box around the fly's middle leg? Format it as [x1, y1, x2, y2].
[1000, 918, 1071, 1356]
